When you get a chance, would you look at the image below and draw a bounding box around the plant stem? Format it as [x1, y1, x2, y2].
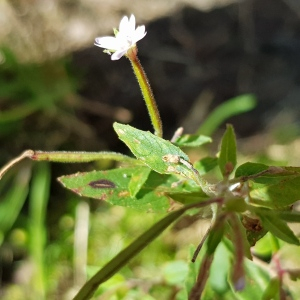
[127, 47, 163, 137]
[0, 150, 142, 179]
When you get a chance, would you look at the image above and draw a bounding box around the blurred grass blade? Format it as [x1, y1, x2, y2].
[197, 94, 256, 136]
[73, 207, 187, 300]
[0, 102, 43, 124]
[74, 201, 90, 287]
[29, 162, 51, 300]
[0, 165, 31, 245]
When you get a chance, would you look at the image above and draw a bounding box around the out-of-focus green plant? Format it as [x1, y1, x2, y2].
[0, 47, 76, 126]
[1, 14, 300, 300]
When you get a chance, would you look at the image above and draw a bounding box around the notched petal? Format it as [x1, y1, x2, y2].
[128, 14, 136, 34]
[133, 26, 147, 43]
[94, 37, 120, 50]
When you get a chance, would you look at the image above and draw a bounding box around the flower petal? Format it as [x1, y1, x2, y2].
[111, 49, 127, 60]
[133, 26, 147, 44]
[119, 16, 129, 34]
[94, 37, 120, 50]
[95, 14, 146, 60]
[128, 15, 136, 35]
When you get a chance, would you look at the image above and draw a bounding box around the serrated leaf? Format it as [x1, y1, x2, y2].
[258, 212, 299, 245]
[174, 134, 211, 147]
[113, 123, 199, 183]
[59, 167, 188, 212]
[218, 124, 237, 177]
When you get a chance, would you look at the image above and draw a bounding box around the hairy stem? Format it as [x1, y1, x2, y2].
[127, 47, 163, 137]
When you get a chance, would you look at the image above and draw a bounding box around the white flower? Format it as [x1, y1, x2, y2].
[95, 14, 147, 60]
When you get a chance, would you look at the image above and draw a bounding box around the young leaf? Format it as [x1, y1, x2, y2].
[113, 123, 199, 183]
[206, 214, 227, 255]
[194, 157, 218, 175]
[59, 167, 189, 212]
[258, 212, 299, 245]
[167, 191, 209, 206]
[128, 167, 151, 197]
[173, 133, 211, 148]
[218, 124, 237, 177]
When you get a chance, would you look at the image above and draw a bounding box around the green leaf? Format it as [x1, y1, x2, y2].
[28, 162, 51, 297]
[250, 176, 300, 207]
[237, 257, 270, 299]
[262, 277, 280, 300]
[174, 134, 211, 147]
[167, 191, 209, 206]
[59, 167, 189, 212]
[277, 211, 300, 222]
[236, 164, 300, 208]
[194, 157, 218, 175]
[209, 241, 231, 294]
[253, 233, 276, 257]
[235, 162, 269, 178]
[229, 214, 252, 260]
[0, 165, 31, 244]
[218, 124, 237, 177]
[113, 123, 199, 183]
[206, 215, 227, 255]
[258, 212, 299, 245]
[128, 167, 151, 197]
